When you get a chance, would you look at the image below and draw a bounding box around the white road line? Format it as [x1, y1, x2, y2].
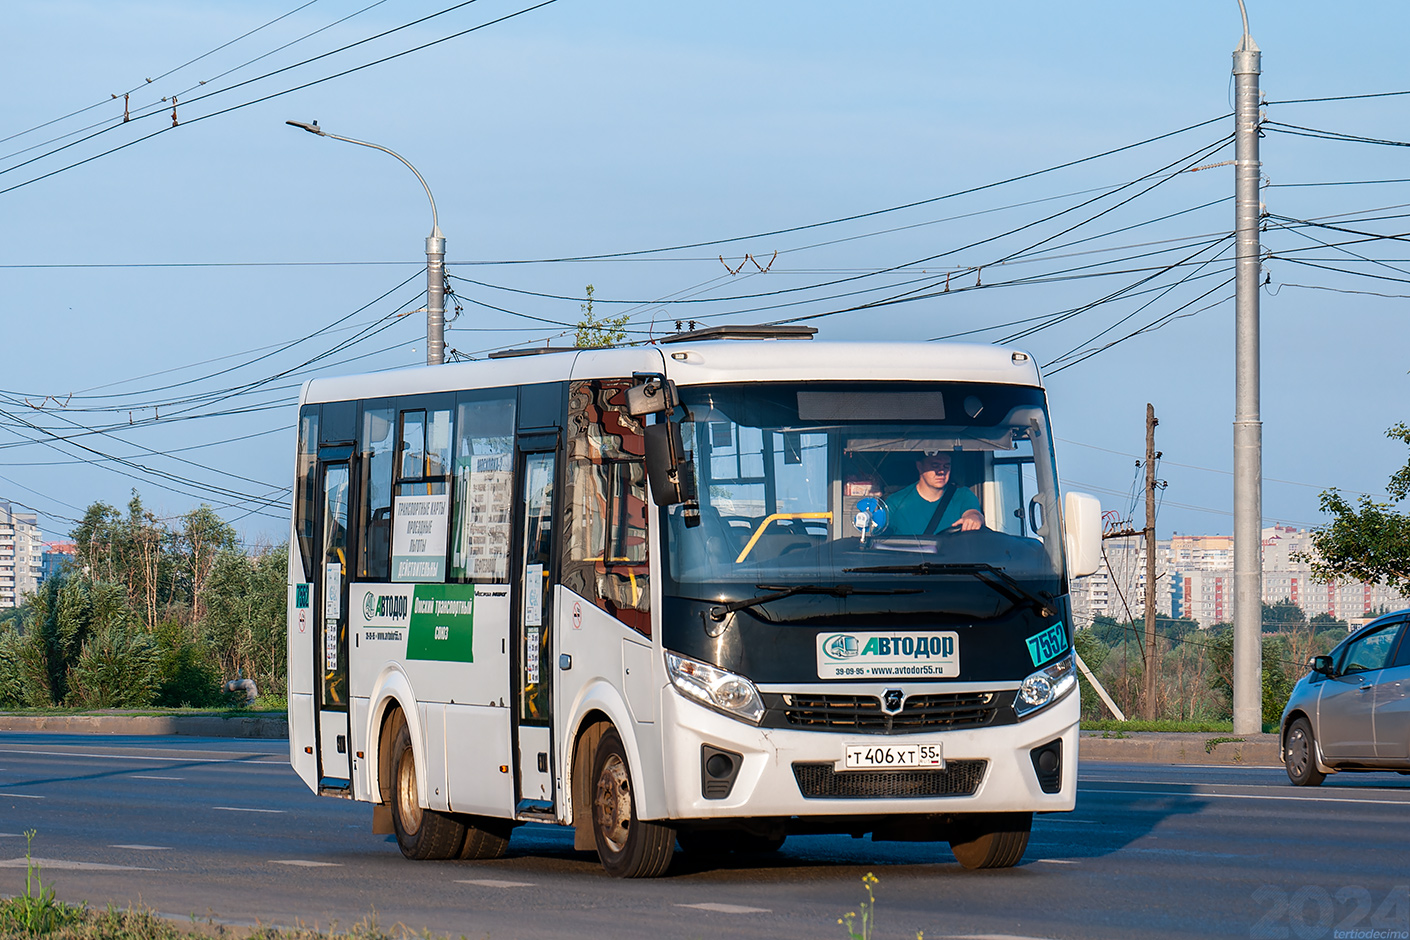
[0, 857, 156, 871]
[131, 775, 184, 781]
[1035, 858, 1079, 864]
[213, 806, 285, 814]
[111, 845, 170, 850]
[942, 935, 1057, 940]
[271, 860, 342, 867]
[1, 793, 43, 799]
[1084, 786, 1410, 807]
[457, 879, 536, 888]
[677, 903, 772, 914]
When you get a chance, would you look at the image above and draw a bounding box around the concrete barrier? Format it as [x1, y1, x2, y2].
[1080, 730, 1281, 766]
[0, 713, 288, 739]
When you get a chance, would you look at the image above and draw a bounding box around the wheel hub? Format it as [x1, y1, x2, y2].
[594, 753, 632, 853]
[396, 748, 423, 834]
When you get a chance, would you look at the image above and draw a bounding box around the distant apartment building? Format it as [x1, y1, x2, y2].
[0, 500, 43, 609]
[41, 541, 76, 585]
[1072, 524, 1410, 630]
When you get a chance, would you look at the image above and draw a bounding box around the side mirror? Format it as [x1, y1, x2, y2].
[644, 421, 696, 507]
[626, 375, 675, 416]
[1310, 655, 1334, 676]
[1063, 492, 1102, 578]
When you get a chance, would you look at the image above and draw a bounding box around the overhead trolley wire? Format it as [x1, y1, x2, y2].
[0, 0, 562, 197]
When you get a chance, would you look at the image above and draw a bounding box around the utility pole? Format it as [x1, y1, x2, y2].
[1231, 1, 1264, 735]
[1142, 404, 1160, 720]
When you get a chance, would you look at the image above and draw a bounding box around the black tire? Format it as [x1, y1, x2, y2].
[388, 716, 467, 860]
[949, 812, 1032, 870]
[591, 729, 674, 878]
[1284, 717, 1326, 787]
[456, 816, 513, 860]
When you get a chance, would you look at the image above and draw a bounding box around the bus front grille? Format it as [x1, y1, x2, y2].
[791, 760, 987, 799]
[772, 691, 1014, 733]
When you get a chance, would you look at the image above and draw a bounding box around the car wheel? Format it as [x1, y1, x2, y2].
[591, 729, 674, 877]
[1284, 717, 1326, 787]
[949, 812, 1031, 870]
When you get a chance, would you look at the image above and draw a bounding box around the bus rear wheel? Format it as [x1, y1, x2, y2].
[456, 816, 513, 860]
[389, 715, 466, 860]
[591, 729, 674, 878]
[948, 812, 1032, 870]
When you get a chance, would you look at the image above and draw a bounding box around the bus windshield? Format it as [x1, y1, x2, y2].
[662, 382, 1065, 600]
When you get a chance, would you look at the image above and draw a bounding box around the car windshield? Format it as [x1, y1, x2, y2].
[661, 382, 1065, 596]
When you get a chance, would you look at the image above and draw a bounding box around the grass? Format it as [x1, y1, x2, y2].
[0, 701, 287, 719]
[1081, 719, 1236, 733]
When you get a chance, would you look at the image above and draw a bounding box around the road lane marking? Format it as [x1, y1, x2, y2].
[111, 845, 169, 850]
[213, 806, 285, 814]
[0, 857, 156, 871]
[1035, 859, 1078, 864]
[131, 775, 184, 781]
[677, 903, 772, 914]
[1, 793, 43, 799]
[943, 935, 1057, 940]
[272, 860, 342, 867]
[1084, 786, 1410, 807]
[457, 879, 536, 888]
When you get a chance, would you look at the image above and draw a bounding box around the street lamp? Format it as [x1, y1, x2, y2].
[287, 120, 446, 366]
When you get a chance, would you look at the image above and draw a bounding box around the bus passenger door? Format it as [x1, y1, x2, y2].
[316, 460, 354, 790]
[514, 447, 557, 813]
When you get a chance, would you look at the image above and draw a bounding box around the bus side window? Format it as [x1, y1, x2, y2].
[563, 380, 651, 636]
[357, 403, 396, 580]
[449, 392, 517, 582]
[294, 406, 319, 583]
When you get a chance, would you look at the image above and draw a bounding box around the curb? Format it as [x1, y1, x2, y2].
[0, 716, 1282, 765]
[1080, 731, 1281, 766]
[0, 714, 289, 739]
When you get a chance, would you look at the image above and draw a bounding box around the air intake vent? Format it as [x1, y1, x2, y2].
[791, 760, 987, 799]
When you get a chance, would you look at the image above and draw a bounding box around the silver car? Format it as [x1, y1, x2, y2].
[1280, 608, 1410, 786]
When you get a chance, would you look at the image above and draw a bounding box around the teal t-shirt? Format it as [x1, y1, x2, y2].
[885, 483, 980, 535]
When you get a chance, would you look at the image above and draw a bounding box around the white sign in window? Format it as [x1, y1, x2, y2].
[392, 493, 451, 582]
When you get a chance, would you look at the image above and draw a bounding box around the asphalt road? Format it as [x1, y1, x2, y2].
[2, 733, 1408, 940]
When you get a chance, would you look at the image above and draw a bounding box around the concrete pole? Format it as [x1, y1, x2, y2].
[1143, 403, 1159, 721]
[1231, 4, 1264, 735]
[426, 231, 446, 366]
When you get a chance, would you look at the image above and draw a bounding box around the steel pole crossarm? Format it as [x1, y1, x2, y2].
[286, 119, 445, 365]
[1231, 1, 1263, 735]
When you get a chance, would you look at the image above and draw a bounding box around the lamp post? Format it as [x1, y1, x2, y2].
[287, 120, 445, 366]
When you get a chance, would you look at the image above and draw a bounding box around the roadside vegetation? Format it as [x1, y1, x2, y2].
[0, 492, 286, 712]
[1075, 600, 1358, 730]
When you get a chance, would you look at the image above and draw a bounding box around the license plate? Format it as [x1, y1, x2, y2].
[839, 742, 944, 771]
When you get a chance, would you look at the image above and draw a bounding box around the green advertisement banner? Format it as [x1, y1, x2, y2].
[406, 583, 476, 662]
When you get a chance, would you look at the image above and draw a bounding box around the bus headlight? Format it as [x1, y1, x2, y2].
[1015, 653, 1076, 718]
[665, 651, 765, 724]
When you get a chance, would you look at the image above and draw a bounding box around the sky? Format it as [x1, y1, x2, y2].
[2, 0, 1409, 546]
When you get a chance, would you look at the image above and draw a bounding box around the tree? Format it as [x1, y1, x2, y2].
[573, 284, 630, 348]
[1306, 422, 1410, 593]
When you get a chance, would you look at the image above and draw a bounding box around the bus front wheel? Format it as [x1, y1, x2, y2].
[389, 715, 466, 860]
[948, 812, 1032, 870]
[590, 729, 674, 878]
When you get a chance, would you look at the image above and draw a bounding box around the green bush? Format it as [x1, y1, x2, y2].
[151, 620, 224, 708]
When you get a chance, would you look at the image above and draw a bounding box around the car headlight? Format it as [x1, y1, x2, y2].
[1015, 652, 1077, 718]
[665, 651, 765, 724]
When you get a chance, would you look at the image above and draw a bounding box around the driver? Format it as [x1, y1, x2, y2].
[886, 451, 984, 534]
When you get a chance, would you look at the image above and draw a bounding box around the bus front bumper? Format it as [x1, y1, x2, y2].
[657, 685, 1078, 821]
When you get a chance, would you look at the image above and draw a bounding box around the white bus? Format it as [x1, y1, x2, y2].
[287, 325, 1102, 877]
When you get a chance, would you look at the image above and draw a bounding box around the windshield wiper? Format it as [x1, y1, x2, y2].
[841, 562, 1055, 617]
[708, 583, 921, 622]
